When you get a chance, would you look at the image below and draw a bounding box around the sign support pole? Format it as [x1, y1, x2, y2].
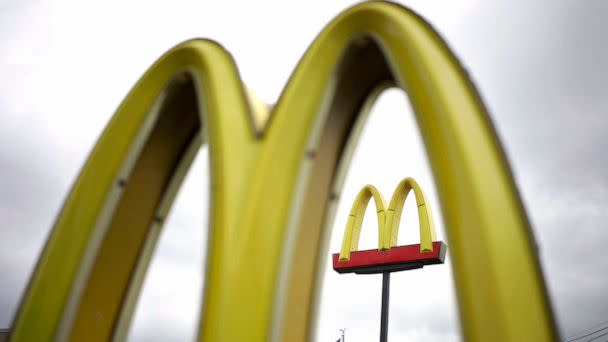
[380, 271, 390, 342]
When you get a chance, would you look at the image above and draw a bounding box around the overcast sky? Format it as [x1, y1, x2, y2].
[1, 0, 607, 341]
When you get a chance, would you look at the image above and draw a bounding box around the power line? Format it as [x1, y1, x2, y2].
[566, 321, 608, 342]
[584, 330, 608, 342]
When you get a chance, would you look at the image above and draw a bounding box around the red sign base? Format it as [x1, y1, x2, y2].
[332, 241, 447, 274]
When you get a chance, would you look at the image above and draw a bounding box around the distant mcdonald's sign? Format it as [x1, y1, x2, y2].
[9, 1, 557, 341]
[333, 178, 447, 342]
[333, 178, 447, 274]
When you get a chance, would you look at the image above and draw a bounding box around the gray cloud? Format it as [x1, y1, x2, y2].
[0, 112, 75, 328]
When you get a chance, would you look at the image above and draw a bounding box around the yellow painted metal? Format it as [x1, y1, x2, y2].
[386, 177, 436, 252]
[338, 178, 437, 261]
[9, 2, 558, 342]
[339, 185, 387, 259]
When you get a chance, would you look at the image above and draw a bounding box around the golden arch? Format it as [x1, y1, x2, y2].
[338, 178, 437, 261]
[339, 184, 387, 260]
[10, 2, 557, 341]
[386, 177, 436, 252]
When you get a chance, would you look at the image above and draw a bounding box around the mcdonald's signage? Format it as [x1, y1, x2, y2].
[9, 1, 558, 341]
[332, 178, 447, 274]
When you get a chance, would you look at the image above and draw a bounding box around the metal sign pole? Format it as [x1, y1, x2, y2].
[380, 272, 390, 342]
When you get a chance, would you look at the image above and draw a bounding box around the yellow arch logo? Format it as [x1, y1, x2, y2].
[338, 178, 436, 261]
[10, 2, 557, 341]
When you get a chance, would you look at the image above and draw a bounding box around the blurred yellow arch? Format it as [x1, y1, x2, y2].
[10, 1, 557, 342]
